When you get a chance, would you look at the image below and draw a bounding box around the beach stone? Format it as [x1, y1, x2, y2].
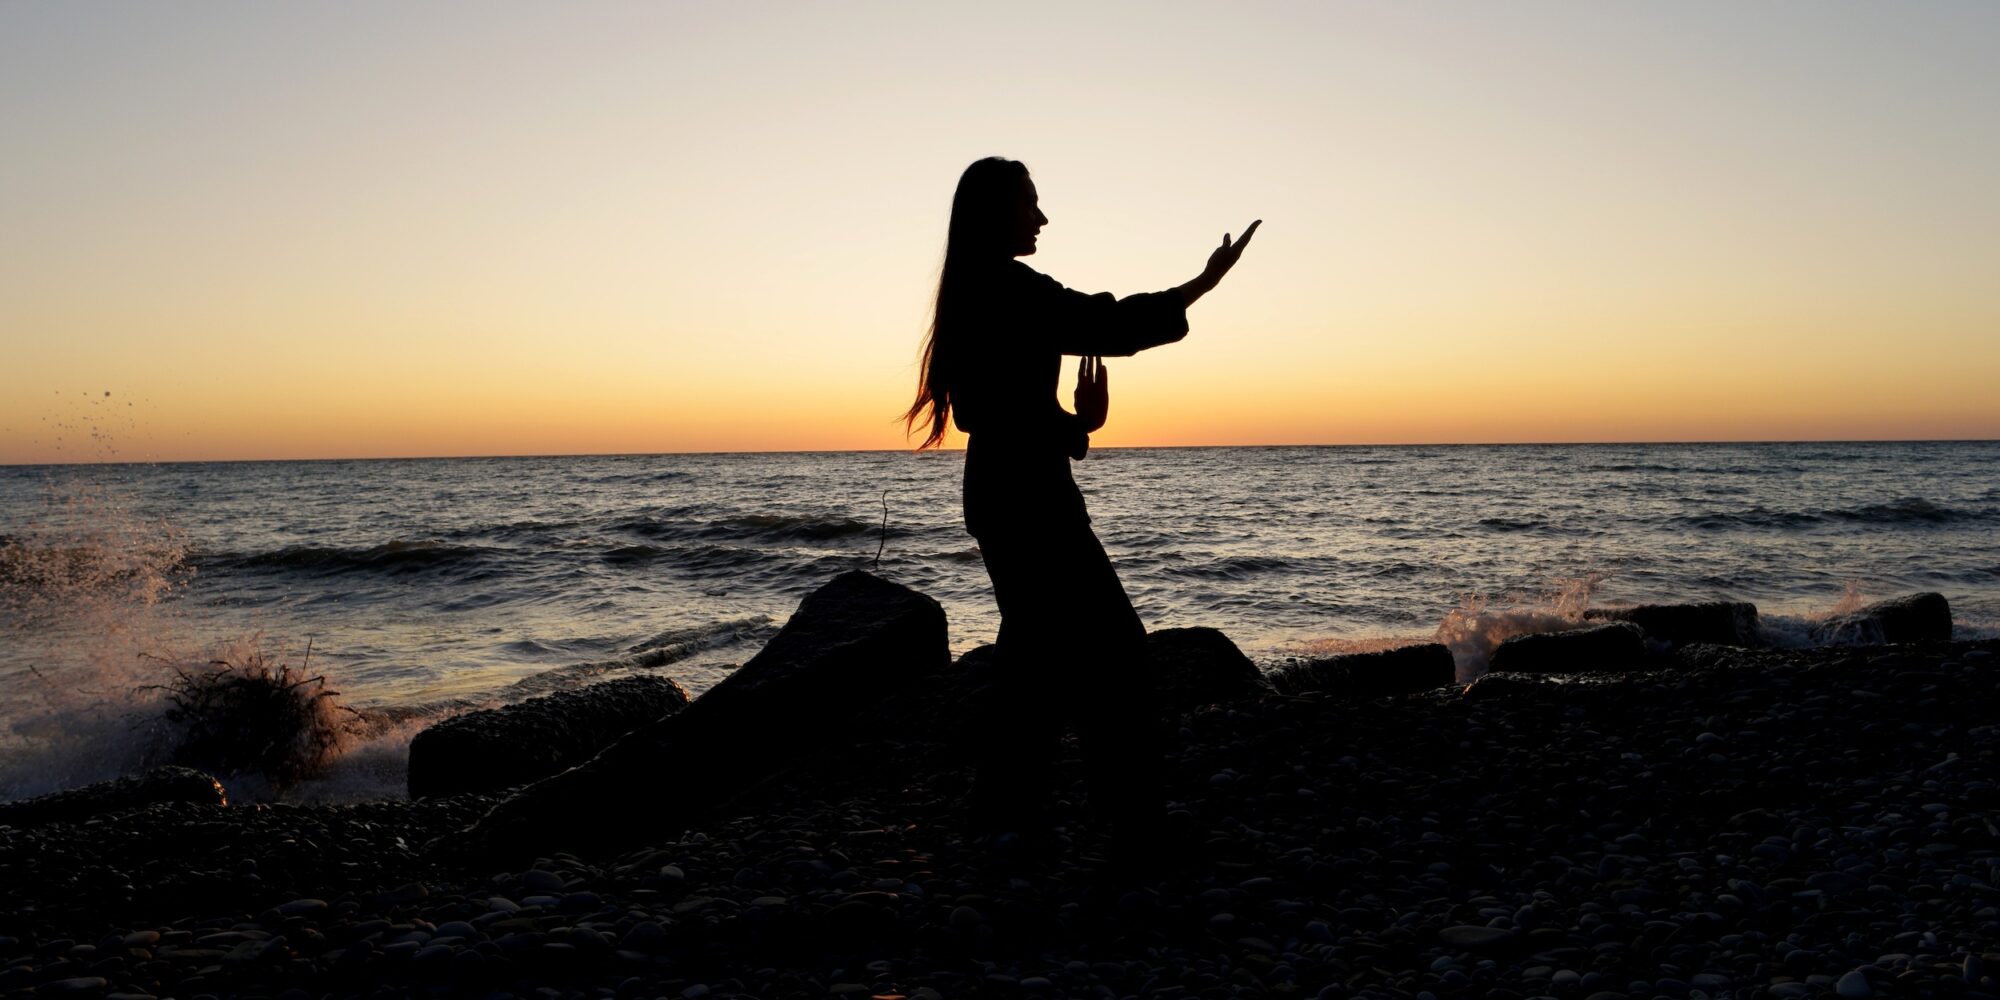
[37, 979, 110, 995]
[1268, 642, 1456, 698]
[1488, 622, 1645, 674]
[1439, 925, 1514, 949]
[0, 766, 226, 828]
[1836, 969, 1873, 997]
[407, 674, 691, 798]
[1144, 626, 1272, 708]
[1584, 601, 1760, 648]
[1811, 592, 1952, 646]
[455, 570, 947, 859]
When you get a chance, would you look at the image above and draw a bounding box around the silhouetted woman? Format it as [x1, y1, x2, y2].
[904, 157, 1258, 856]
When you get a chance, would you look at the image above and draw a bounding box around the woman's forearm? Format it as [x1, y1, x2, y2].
[1177, 272, 1218, 307]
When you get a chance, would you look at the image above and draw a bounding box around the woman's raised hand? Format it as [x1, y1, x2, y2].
[1203, 219, 1262, 282]
[1074, 355, 1109, 433]
[1180, 219, 1261, 307]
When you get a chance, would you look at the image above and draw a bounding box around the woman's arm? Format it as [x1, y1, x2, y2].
[1016, 218, 1262, 356]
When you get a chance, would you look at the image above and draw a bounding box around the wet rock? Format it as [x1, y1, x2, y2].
[407, 674, 691, 798]
[1583, 601, 1760, 648]
[1812, 592, 1953, 645]
[455, 570, 947, 859]
[0, 767, 226, 828]
[1488, 622, 1645, 674]
[1268, 643, 1455, 698]
[1144, 627, 1272, 708]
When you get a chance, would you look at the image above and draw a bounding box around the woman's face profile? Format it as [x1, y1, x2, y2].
[1011, 177, 1048, 257]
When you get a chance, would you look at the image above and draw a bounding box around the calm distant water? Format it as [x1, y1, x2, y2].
[4, 443, 1998, 714]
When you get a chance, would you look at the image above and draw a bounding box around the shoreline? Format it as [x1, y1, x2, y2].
[4, 632, 1997, 998]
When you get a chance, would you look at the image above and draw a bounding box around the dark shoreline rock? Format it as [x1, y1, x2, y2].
[455, 570, 947, 860]
[406, 674, 691, 798]
[1811, 591, 1953, 645]
[1584, 600, 1760, 648]
[0, 766, 227, 828]
[1268, 642, 1456, 698]
[1144, 626, 1271, 707]
[1488, 621, 1646, 674]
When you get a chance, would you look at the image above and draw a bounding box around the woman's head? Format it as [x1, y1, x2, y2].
[945, 157, 1044, 261]
[903, 157, 1042, 449]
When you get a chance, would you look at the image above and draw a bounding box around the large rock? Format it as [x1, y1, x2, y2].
[407, 675, 692, 798]
[0, 766, 226, 828]
[897, 626, 1267, 750]
[1811, 592, 1953, 646]
[454, 571, 947, 859]
[1145, 627, 1272, 708]
[1269, 643, 1457, 698]
[1487, 622, 1646, 675]
[1584, 601, 1760, 648]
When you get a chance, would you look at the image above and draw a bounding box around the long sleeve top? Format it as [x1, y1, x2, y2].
[950, 260, 1189, 538]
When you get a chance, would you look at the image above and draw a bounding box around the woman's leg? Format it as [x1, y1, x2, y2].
[1057, 528, 1165, 839]
[968, 529, 1068, 832]
[971, 522, 1162, 839]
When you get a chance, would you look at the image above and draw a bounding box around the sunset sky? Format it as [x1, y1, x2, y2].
[4, 2, 1997, 463]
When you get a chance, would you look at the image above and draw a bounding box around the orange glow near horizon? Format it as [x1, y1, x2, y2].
[5, 3, 1999, 464]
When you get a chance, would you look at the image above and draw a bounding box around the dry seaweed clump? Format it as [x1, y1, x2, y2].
[149, 641, 360, 794]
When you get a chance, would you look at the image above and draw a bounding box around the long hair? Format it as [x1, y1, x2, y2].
[903, 156, 1028, 449]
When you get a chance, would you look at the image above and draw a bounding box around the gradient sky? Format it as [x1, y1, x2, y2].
[4, 2, 1997, 462]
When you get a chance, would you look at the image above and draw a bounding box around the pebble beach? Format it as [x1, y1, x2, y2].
[4, 632, 1997, 1000]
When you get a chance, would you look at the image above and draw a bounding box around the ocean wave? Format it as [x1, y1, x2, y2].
[222, 540, 496, 574]
[1583, 462, 1681, 473]
[614, 512, 898, 545]
[1674, 497, 1985, 531]
[1161, 555, 1297, 580]
[503, 615, 775, 696]
[1830, 498, 1980, 524]
[709, 513, 879, 541]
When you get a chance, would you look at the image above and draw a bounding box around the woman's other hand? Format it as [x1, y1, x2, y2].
[1181, 219, 1261, 307]
[1074, 355, 1109, 432]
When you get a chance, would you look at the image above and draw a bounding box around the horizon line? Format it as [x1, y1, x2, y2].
[5, 436, 1998, 468]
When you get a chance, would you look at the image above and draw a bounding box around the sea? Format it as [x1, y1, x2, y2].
[3, 441, 1998, 800]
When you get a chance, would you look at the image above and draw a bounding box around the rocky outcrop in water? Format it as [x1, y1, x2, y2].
[1267, 642, 1457, 697]
[406, 675, 693, 799]
[1488, 621, 1646, 674]
[454, 570, 947, 860]
[1811, 591, 1953, 645]
[0, 767, 226, 828]
[1584, 601, 1761, 648]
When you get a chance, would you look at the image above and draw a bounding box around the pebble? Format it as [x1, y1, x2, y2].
[1836, 970, 1873, 998]
[1438, 925, 1514, 949]
[520, 869, 565, 892]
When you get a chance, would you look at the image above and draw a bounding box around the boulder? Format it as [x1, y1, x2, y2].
[1269, 643, 1457, 698]
[1145, 627, 1272, 708]
[1488, 622, 1646, 674]
[1810, 592, 1952, 646]
[896, 627, 1266, 750]
[0, 766, 227, 828]
[407, 675, 692, 798]
[1584, 601, 1760, 648]
[454, 571, 947, 860]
